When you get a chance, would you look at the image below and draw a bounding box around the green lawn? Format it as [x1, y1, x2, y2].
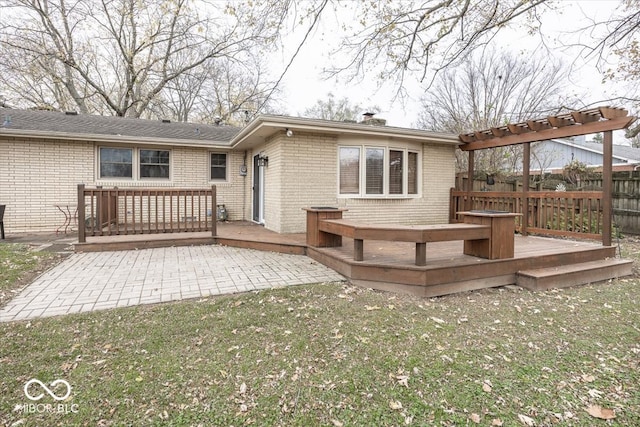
[1, 242, 639, 426]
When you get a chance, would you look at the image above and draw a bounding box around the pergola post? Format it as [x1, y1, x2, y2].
[603, 131, 613, 246]
[466, 150, 475, 211]
[522, 143, 530, 236]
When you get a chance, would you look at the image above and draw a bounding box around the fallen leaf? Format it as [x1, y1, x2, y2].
[517, 414, 535, 426]
[239, 382, 247, 395]
[586, 405, 615, 420]
[396, 375, 409, 388]
[135, 376, 143, 382]
[470, 413, 481, 423]
[492, 419, 503, 426]
[581, 374, 596, 383]
[389, 400, 403, 410]
[331, 420, 343, 427]
[482, 382, 492, 393]
[431, 317, 445, 324]
[365, 305, 381, 311]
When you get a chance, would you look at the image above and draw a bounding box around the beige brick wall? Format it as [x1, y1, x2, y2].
[278, 132, 339, 233]
[0, 137, 248, 233]
[250, 132, 457, 234]
[0, 137, 94, 233]
[1, 132, 457, 234]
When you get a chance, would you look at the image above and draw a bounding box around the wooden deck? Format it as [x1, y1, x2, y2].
[74, 221, 631, 297]
[75, 221, 307, 255]
[306, 235, 627, 297]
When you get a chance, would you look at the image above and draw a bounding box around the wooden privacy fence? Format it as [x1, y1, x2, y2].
[77, 185, 216, 243]
[450, 190, 604, 240]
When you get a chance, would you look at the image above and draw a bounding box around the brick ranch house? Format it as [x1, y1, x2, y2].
[0, 108, 460, 234]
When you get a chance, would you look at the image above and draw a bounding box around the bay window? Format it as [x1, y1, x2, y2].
[338, 146, 420, 197]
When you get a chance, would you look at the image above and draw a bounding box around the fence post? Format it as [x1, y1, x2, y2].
[211, 185, 217, 237]
[77, 184, 86, 243]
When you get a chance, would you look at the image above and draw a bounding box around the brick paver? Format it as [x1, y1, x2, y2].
[0, 246, 345, 322]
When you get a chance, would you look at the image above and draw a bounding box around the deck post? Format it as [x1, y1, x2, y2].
[415, 242, 427, 266]
[211, 185, 217, 237]
[303, 207, 346, 247]
[603, 131, 613, 246]
[354, 239, 364, 261]
[77, 184, 86, 243]
[522, 142, 530, 236]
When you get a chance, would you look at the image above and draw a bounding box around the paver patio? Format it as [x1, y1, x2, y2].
[0, 245, 345, 322]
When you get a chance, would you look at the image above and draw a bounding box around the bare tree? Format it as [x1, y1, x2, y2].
[325, 0, 550, 96]
[0, 0, 291, 118]
[146, 53, 280, 125]
[417, 48, 571, 174]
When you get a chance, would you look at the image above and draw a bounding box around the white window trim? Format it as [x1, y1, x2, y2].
[209, 152, 229, 182]
[337, 145, 421, 199]
[97, 146, 172, 182]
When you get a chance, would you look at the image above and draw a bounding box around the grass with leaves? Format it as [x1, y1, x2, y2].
[0, 243, 62, 309]
[1, 241, 640, 426]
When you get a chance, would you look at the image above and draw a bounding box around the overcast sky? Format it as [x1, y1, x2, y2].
[274, 0, 626, 132]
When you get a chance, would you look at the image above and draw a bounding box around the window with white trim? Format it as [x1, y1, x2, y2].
[338, 146, 420, 197]
[98, 147, 171, 180]
[210, 153, 227, 181]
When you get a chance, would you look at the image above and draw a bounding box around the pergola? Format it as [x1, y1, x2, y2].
[458, 106, 636, 246]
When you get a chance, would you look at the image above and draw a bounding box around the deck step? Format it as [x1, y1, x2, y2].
[516, 258, 633, 291]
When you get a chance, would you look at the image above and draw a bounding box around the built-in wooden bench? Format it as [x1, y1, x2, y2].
[304, 207, 521, 267]
[318, 219, 492, 266]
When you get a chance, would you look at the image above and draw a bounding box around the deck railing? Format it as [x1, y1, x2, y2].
[450, 190, 604, 240]
[77, 185, 216, 243]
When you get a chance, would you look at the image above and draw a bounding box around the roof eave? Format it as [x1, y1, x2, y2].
[0, 128, 232, 149]
[230, 115, 460, 149]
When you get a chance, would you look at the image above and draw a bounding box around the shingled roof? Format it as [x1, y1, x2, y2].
[0, 108, 240, 145]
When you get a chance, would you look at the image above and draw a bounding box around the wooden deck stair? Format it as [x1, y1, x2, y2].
[516, 258, 633, 291]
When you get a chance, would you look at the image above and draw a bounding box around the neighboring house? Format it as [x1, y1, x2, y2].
[529, 137, 640, 173]
[0, 108, 460, 234]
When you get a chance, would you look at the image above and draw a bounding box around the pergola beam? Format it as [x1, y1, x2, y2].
[460, 115, 635, 151]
